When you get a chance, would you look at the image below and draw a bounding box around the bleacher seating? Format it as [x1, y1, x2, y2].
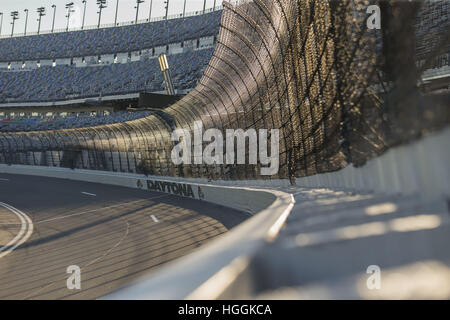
[0, 9, 220, 133]
[0, 48, 214, 103]
[0, 10, 221, 62]
[0, 110, 154, 132]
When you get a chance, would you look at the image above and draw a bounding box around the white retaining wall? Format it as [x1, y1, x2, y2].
[1, 127, 449, 200]
[295, 127, 450, 199]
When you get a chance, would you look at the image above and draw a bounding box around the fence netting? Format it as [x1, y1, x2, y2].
[1, 0, 449, 182]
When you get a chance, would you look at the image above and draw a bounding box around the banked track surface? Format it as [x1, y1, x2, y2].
[0, 173, 248, 299]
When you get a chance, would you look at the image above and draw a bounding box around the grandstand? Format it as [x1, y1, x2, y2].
[0, 10, 221, 62]
[0, 110, 154, 132]
[0, 48, 213, 103]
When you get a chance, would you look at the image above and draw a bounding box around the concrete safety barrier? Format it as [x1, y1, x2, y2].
[295, 127, 450, 200]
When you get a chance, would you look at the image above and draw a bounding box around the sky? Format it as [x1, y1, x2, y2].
[0, 0, 224, 37]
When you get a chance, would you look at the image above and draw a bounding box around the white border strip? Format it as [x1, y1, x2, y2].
[0, 202, 34, 259]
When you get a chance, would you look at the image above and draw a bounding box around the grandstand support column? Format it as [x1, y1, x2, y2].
[158, 54, 175, 95]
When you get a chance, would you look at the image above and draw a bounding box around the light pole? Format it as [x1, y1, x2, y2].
[213, 0, 216, 10]
[51, 5, 56, 33]
[37, 7, 46, 35]
[182, 0, 186, 45]
[0, 13, 3, 36]
[135, 0, 144, 24]
[24, 9, 28, 35]
[164, 0, 169, 20]
[163, 0, 169, 50]
[10, 11, 19, 37]
[96, 0, 107, 29]
[82, 0, 87, 29]
[114, 0, 119, 25]
[203, 0, 206, 14]
[65, 2, 74, 32]
[148, 0, 153, 20]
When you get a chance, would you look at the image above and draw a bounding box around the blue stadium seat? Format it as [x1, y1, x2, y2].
[0, 11, 221, 62]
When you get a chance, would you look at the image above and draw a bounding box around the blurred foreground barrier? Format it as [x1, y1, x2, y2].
[294, 127, 450, 199]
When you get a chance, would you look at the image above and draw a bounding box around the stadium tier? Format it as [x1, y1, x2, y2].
[0, 110, 154, 132]
[0, 10, 221, 62]
[0, 48, 214, 103]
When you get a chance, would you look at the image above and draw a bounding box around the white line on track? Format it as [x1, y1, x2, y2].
[0, 202, 34, 259]
[36, 194, 170, 224]
[150, 215, 159, 223]
[81, 192, 97, 196]
[0, 178, 10, 181]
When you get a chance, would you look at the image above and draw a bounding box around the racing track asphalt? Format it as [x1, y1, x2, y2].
[0, 173, 249, 299]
